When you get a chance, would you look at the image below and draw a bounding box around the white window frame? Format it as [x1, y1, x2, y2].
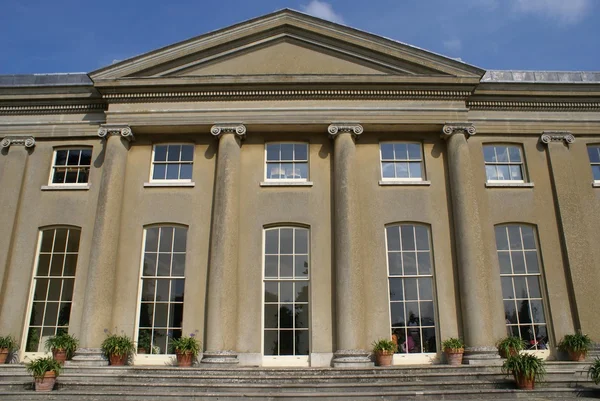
[134, 225, 188, 365]
[48, 147, 92, 187]
[262, 226, 311, 367]
[379, 142, 425, 182]
[149, 144, 194, 184]
[483, 144, 526, 184]
[385, 224, 437, 364]
[21, 227, 80, 359]
[264, 142, 309, 183]
[587, 145, 600, 184]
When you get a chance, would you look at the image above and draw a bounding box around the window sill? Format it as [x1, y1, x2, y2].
[260, 181, 313, 187]
[485, 182, 534, 188]
[41, 184, 90, 191]
[144, 182, 195, 188]
[593, 182, 600, 188]
[379, 180, 431, 186]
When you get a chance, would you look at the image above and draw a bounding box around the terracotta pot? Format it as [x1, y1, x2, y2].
[137, 347, 147, 354]
[176, 351, 194, 367]
[445, 348, 464, 366]
[514, 374, 535, 390]
[52, 349, 67, 365]
[34, 371, 56, 392]
[374, 351, 394, 367]
[109, 353, 128, 366]
[0, 348, 8, 364]
[498, 347, 519, 359]
[567, 350, 587, 361]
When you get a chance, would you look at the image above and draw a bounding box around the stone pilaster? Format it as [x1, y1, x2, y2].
[443, 123, 503, 365]
[201, 124, 245, 365]
[541, 132, 600, 341]
[71, 125, 133, 366]
[0, 137, 34, 337]
[329, 123, 372, 368]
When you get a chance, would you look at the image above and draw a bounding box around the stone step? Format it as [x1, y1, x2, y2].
[0, 387, 598, 400]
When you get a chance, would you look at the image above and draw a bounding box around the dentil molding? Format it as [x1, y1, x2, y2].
[540, 131, 575, 145]
[210, 124, 247, 139]
[328, 123, 363, 139]
[97, 125, 135, 142]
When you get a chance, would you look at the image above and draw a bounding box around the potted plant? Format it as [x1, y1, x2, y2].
[0, 335, 19, 364]
[372, 339, 397, 367]
[442, 337, 465, 366]
[45, 333, 79, 364]
[25, 356, 63, 392]
[101, 333, 135, 366]
[497, 336, 526, 358]
[558, 333, 592, 361]
[588, 357, 600, 385]
[502, 353, 546, 390]
[171, 335, 201, 367]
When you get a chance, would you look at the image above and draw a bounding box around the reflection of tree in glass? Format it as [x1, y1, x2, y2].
[26, 328, 40, 352]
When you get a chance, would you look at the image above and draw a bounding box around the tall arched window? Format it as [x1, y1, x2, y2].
[495, 224, 548, 350]
[263, 226, 310, 358]
[25, 227, 81, 352]
[386, 224, 437, 354]
[137, 225, 187, 354]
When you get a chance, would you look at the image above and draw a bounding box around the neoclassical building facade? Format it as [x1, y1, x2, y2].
[1, 9, 599, 367]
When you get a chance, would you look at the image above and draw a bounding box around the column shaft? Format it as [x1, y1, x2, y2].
[202, 129, 242, 364]
[444, 125, 504, 363]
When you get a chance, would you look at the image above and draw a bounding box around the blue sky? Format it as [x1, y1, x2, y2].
[0, 0, 598, 74]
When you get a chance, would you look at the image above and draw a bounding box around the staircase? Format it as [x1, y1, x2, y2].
[1, 362, 598, 400]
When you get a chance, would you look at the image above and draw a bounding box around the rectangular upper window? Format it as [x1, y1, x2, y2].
[380, 142, 424, 181]
[50, 148, 92, 185]
[151, 144, 194, 182]
[483, 144, 525, 182]
[587, 145, 600, 182]
[265, 143, 308, 181]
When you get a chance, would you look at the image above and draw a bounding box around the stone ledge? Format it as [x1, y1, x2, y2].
[260, 181, 313, 187]
[592, 182, 600, 188]
[144, 182, 195, 188]
[41, 184, 90, 191]
[379, 180, 431, 186]
[485, 182, 534, 188]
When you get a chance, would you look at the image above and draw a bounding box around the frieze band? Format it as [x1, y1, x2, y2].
[1, 136, 36, 148]
[442, 123, 476, 138]
[328, 124, 364, 139]
[540, 131, 575, 145]
[210, 124, 247, 139]
[97, 125, 135, 142]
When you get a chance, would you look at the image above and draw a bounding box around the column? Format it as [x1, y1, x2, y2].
[442, 123, 504, 364]
[0, 137, 35, 335]
[201, 124, 245, 365]
[70, 125, 133, 366]
[541, 132, 600, 349]
[329, 123, 372, 368]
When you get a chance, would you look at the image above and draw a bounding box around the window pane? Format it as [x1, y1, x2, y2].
[386, 226, 400, 251]
[55, 150, 68, 165]
[592, 165, 600, 181]
[159, 228, 173, 252]
[504, 300, 518, 323]
[497, 165, 510, 180]
[145, 228, 159, 252]
[295, 306, 309, 329]
[415, 226, 429, 251]
[407, 144, 421, 160]
[483, 146, 496, 162]
[408, 162, 422, 179]
[265, 282, 278, 303]
[382, 162, 395, 178]
[498, 252, 512, 274]
[508, 146, 522, 162]
[512, 251, 526, 274]
[495, 226, 509, 250]
[521, 226, 535, 249]
[266, 144, 280, 161]
[496, 146, 508, 162]
[166, 164, 179, 180]
[401, 226, 415, 251]
[485, 165, 498, 181]
[167, 145, 181, 162]
[390, 303, 405, 327]
[43, 303, 59, 326]
[280, 304, 293, 328]
[80, 149, 92, 165]
[67, 150, 80, 166]
[508, 226, 522, 249]
[154, 303, 168, 327]
[280, 229, 293, 254]
[180, 145, 194, 162]
[394, 143, 408, 159]
[280, 282, 293, 303]
[169, 303, 183, 327]
[173, 228, 187, 253]
[389, 278, 403, 301]
[381, 144, 394, 160]
[172, 254, 186, 277]
[50, 254, 65, 276]
[295, 282, 308, 303]
[280, 255, 293, 278]
[295, 163, 308, 179]
[281, 144, 294, 161]
[417, 253, 431, 275]
[156, 279, 170, 301]
[395, 162, 409, 178]
[54, 229, 68, 252]
[501, 277, 514, 299]
[154, 146, 168, 161]
[403, 253, 417, 275]
[514, 277, 528, 299]
[157, 254, 171, 277]
[264, 330, 278, 355]
[588, 146, 600, 163]
[63, 254, 77, 277]
[265, 230, 279, 254]
[34, 279, 49, 301]
[510, 165, 523, 180]
[265, 256, 278, 278]
[420, 301, 435, 323]
[294, 144, 307, 161]
[153, 164, 166, 180]
[524, 251, 539, 273]
[141, 279, 155, 301]
[179, 164, 193, 180]
[404, 278, 418, 300]
[388, 253, 402, 275]
[171, 280, 185, 302]
[37, 254, 51, 276]
[294, 229, 308, 254]
[418, 278, 432, 300]
[295, 255, 308, 278]
[527, 276, 541, 299]
[264, 305, 278, 328]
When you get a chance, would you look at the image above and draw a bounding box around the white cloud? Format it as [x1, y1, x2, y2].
[301, 0, 345, 24]
[511, 0, 591, 24]
[443, 39, 462, 54]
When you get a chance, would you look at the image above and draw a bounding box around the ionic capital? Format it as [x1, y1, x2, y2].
[442, 123, 476, 139]
[1, 136, 36, 149]
[540, 131, 575, 145]
[328, 123, 363, 139]
[98, 125, 134, 142]
[210, 124, 246, 139]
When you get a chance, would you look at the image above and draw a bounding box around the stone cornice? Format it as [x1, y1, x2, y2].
[442, 123, 476, 138]
[540, 131, 575, 145]
[210, 124, 247, 139]
[0, 103, 107, 115]
[328, 123, 363, 139]
[98, 125, 135, 142]
[1, 136, 35, 148]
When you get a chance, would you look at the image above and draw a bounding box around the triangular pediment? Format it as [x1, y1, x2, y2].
[90, 9, 484, 82]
